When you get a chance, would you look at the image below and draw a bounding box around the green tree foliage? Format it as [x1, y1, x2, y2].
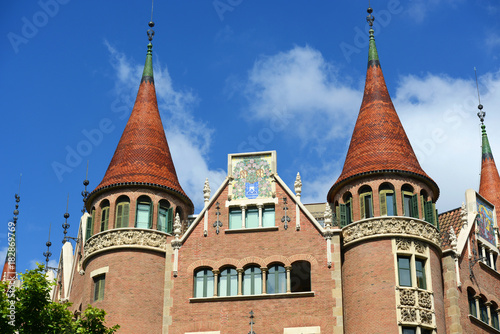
[0, 264, 119, 334]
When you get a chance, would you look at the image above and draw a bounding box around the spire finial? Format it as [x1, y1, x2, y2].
[43, 223, 52, 271]
[147, 0, 155, 42]
[367, 2, 375, 31]
[474, 67, 485, 124]
[81, 161, 90, 214]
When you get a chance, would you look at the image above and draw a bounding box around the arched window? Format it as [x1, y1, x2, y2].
[157, 200, 173, 233]
[338, 192, 353, 227]
[218, 267, 238, 297]
[86, 207, 95, 241]
[267, 264, 286, 294]
[243, 266, 262, 295]
[291, 261, 311, 292]
[194, 268, 214, 298]
[479, 296, 489, 323]
[359, 186, 373, 219]
[402, 184, 418, 218]
[135, 196, 152, 229]
[379, 183, 397, 216]
[100, 200, 110, 232]
[115, 196, 130, 228]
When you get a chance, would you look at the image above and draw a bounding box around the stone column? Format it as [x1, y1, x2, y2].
[285, 266, 292, 293]
[486, 302, 492, 326]
[257, 204, 263, 228]
[237, 268, 244, 295]
[241, 205, 247, 229]
[261, 268, 268, 294]
[212, 270, 219, 297]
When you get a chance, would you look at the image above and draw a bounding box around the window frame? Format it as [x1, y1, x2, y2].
[267, 264, 286, 294]
[397, 256, 412, 287]
[115, 197, 130, 228]
[194, 268, 214, 298]
[243, 266, 262, 295]
[100, 202, 109, 232]
[415, 258, 427, 290]
[218, 267, 238, 297]
[135, 196, 153, 229]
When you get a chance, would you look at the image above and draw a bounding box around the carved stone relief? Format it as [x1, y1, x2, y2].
[84, 229, 168, 261]
[343, 217, 440, 246]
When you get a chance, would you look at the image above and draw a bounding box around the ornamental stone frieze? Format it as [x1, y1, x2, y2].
[83, 228, 168, 266]
[342, 217, 440, 247]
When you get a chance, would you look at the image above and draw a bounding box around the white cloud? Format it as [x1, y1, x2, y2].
[393, 71, 500, 212]
[243, 45, 500, 213]
[406, 0, 465, 23]
[244, 45, 361, 149]
[105, 42, 225, 211]
[485, 32, 500, 51]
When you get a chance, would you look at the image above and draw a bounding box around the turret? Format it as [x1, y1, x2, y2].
[332, 7, 445, 334]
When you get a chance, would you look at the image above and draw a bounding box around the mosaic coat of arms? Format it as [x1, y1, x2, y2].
[232, 156, 273, 200]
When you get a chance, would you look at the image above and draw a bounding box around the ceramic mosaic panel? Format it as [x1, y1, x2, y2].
[476, 196, 496, 246]
[231, 154, 273, 200]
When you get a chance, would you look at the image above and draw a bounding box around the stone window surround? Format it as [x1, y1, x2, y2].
[191, 261, 312, 301]
[393, 238, 436, 331]
[90, 266, 109, 278]
[400, 327, 435, 334]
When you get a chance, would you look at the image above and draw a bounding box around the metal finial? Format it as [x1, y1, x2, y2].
[43, 223, 52, 270]
[147, 0, 155, 42]
[366, 4, 375, 27]
[474, 67, 485, 124]
[81, 161, 90, 213]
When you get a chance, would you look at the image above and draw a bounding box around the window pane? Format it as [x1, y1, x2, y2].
[402, 327, 416, 334]
[230, 270, 238, 296]
[219, 273, 228, 297]
[246, 208, 259, 228]
[278, 270, 286, 293]
[398, 257, 411, 287]
[345, 202, 351, 224]
[195, 272, 204, 298]
[263, 207, 275, 227]
[468, 292, 477, 317]
[365, 195, 373, 218]
[229, 209, 242, 229]
[480, 299, 488, 322]
[492, 311, 499, 329]
[206, 272, 214, 297]
[416, 259, 426, 289]
[136, 203, 150, 229]
[158, 208, 167, 232]
[386, 194, 394, 216]
[404, 195, 412, 217]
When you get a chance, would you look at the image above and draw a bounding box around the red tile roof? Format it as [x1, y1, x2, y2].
[88, 45, 192, 209]
[328, 32, 438, 202]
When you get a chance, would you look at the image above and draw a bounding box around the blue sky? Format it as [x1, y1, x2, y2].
[1, 0, 499, 275]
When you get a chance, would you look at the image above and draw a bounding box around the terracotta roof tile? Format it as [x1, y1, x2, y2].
[89, 44, 192, 208]
[328, 30, 438, 201]
[438, 207, 463, 250]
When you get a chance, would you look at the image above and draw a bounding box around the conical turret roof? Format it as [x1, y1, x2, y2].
[478, 123, 500, 226]
[328, 28, 438, 202]
[88, 42, 192, 209]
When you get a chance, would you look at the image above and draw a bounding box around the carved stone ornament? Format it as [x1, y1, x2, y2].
[400, 288, 416, 306]
[420, 310, 433, 325]
[418, 291, 432, 310]
[448, 226, 458, 249]
[396, 238, 411, 251]
[294, 172, 302, 197]
[203, 178, 211, 203]
[401, 308, 417, 322]
[342, 217, 440, 247]
[84, 228, 168, 261]
[460, 202, 467, 227]
[414, 240, 427, 254]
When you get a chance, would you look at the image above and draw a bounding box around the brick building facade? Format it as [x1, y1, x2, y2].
[49, 10, 500, 334]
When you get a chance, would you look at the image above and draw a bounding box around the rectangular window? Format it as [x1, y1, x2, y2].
[468, 292, 477, 317]
[398, 256, 412, 287]
[386, 193, 395, 216]
[364, 195, 373, 218]
[136, 203, 151, 229]
[229, 208, 242, 229]
[115, 203, 129, 228]
[403, 194, 412, 217]
[415, 259, 427, 289]
[480, 299, 489, 323]
[85, 216, 93, 242]
[100, 207, 109, 231]
[93, 275, 105, 302]
[246, 208, 259, 228]
[262, 206, 275, 227]
[492, 310, 499, 329]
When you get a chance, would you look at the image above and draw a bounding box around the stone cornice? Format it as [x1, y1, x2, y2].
[82, 228, 169, 267]
[342, 217, 441, 249]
